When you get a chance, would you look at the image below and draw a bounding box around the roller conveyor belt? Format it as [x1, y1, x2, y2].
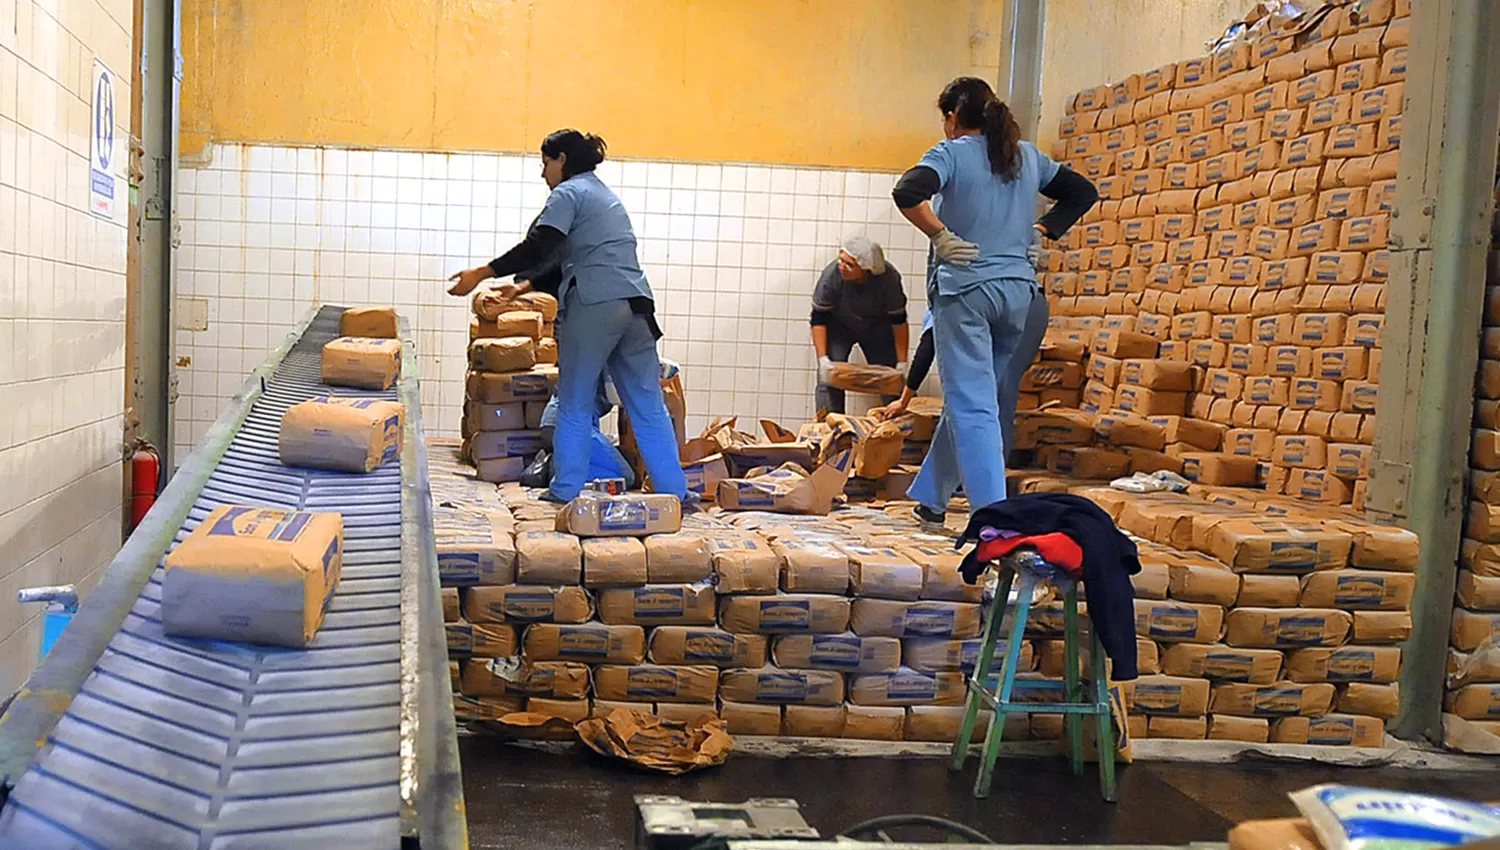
[0, 306, 466, 849]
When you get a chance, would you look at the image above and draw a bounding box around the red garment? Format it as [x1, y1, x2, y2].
[973, 531, 1084, 578]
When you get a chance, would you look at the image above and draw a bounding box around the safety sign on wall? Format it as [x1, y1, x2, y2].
[89, 58, 117, 219]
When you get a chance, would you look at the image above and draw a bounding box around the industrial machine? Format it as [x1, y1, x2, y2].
[0, 306, 464, 849]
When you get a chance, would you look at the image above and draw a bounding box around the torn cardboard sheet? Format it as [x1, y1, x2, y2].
[716, 448, 855, 515]
[575, 707, 733, 775]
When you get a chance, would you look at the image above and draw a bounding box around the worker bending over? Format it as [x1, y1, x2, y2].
[448, 129, 688, 503]
[810, 236, 909, 416]
[891, 77, 1096, 522]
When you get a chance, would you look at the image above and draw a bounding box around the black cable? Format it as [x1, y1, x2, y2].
[838, 813, 996, 844]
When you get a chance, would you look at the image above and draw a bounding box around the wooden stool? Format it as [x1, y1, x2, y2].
[950, 548, 1119, 801]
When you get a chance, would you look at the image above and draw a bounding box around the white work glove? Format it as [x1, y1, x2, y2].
[896, 360, 908, 377]
[931, 228, 980, 266]
[1027, 226, 1045, 271]
[818, 356, 835, 384]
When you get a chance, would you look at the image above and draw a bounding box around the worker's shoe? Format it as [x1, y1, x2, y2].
[912, 504, 947, 530]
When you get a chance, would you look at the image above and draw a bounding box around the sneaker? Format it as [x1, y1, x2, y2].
[912, 504, 947, 530]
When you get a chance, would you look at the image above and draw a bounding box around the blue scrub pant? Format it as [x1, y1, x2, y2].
[552, 290, 687, 501]
[908, 278, 1048, 513]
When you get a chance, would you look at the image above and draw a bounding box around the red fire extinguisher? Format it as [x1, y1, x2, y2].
[130, 444, 161, 530]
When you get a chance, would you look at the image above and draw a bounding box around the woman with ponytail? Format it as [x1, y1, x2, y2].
[449, 129, 688, 503]
[891, 77, 1097, 522]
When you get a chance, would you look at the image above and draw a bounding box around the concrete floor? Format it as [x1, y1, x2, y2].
[459, 739, 1500, 849]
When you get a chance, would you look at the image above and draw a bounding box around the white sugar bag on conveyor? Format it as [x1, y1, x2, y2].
[279, 396, 404, 473]
[162, 505, 343, 647]
[321, 336, 402, 390]
[339, 306, 399, 338]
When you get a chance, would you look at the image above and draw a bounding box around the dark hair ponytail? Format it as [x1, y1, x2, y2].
[540, 129, 607, 178]
[937, 76, 1022, 181]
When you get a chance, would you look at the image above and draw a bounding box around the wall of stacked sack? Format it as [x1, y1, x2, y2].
[428, 419, 1427, 747]
[460, 290, 562, 480]
[1023, 0, 1406, 509]
[1447, 168, 1500, 739]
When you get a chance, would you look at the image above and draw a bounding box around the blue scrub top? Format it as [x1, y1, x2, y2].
[538, 172, 653, 305]
[918, 136, 1059, 296]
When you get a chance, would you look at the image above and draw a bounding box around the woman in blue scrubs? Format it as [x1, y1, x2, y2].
[891, 77, 1096, 522]
[448, 130, 688, 502]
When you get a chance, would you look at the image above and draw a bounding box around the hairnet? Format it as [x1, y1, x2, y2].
[841, 236, 887, 275]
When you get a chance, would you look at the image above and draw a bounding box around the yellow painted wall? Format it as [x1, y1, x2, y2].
[181, 0, 1005, 171]
[1036, 0, 1261, 146]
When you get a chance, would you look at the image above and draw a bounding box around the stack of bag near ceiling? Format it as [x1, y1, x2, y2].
[1026, 0, 1408, 508]
[462, 287, 562, 483]
[1446, 166, 1500, 743]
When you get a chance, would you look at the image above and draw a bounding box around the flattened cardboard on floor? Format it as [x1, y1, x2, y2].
[162, 506, 343, 647]
[279, 397, 404, 473]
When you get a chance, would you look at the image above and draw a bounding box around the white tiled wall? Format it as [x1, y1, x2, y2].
[173, 143, 930, 459]
[0, 0, 133, 696]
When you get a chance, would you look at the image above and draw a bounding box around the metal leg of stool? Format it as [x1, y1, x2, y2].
[952, 567, 1014, 772]
[973, 569, 1035, 799]
[1092, 633, 1119, 803]
[1063, 586, 1084, 776]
